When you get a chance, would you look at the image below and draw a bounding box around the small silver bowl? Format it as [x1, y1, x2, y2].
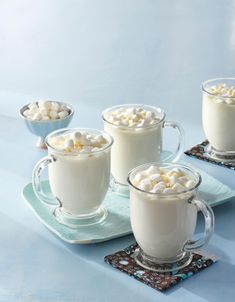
[20, 101, 74, 148]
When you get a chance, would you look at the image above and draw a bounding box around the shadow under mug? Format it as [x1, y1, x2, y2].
[128, 162, 215, 272]
[202, 78, 235, 162]
[32, 128, 113, 228]
[102, 104, 184, 197]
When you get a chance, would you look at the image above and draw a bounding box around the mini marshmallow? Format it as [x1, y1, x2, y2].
[51, 102, 60, 112]
[106, 106, 160, 128]
[150, 187, 164, 193]
[172, 183, 185, 192]
[153, 182, 166, 191]
[169, 175, 178, 185]
[139, 179, 152, 191]
[178, 176, 189, 184]
[185, 180, 195, 188]
[28, 103, 38, 110]
[64, 139, 74, 149]
[48, 130, 108, 154]
[23, 101, 70, 121]
[133, 172, 145, 185]
[150, 173, 162, 183]
[58, 110, 69, 119]
[32, 113, 42, 121]
[133, 166, 195, 194]
[49, 110, 58, 119]
[71, 131, 82, 141]
[95, 135, 107, 144]
[38, 101, 51, 110]
[145, 165, 160, 175]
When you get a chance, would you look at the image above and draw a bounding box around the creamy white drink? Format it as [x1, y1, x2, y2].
[103, 105, 164, 185]
[203, 79, 235, 152]
[129, 164, 197, 259]
[129, 163, 214, 272]
[32, 128, 113, 227]
[47, 129, 112, 215]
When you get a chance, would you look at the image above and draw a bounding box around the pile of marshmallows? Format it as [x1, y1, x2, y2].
[23, 101, 70, 121]
[106, 107, 160, 127]
[132, 166, 195, 194]
[207, 83, 235, 105]
[49, 130, 108, 153]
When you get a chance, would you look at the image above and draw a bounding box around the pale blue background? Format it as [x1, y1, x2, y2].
[0, 0, 235, 301]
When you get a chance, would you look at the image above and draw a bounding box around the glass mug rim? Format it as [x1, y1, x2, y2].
[102, 104, 166, 130]
[45, 127, 114, 156]
[128, 162, 202, 197]
[202, 77, 235, 98]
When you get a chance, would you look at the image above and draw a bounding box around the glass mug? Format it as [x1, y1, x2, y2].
[202, 77, 235, 161]
[128, 162, 214, 272]
[102, 104, 184, 195]
[32, 128, 113, 227]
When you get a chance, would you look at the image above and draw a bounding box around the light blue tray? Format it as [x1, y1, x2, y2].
[22, 167, 235, 244]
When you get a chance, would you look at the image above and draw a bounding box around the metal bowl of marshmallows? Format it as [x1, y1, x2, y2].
[20, 100, 74, 148]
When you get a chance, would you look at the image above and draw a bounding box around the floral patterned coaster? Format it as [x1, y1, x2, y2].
[185, 140, 235, 170]
[104, 243, 218, 292]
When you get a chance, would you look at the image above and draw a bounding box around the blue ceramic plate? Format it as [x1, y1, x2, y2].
[22, 165, 235, 244]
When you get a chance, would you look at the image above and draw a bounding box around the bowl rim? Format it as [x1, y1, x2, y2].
[19, 101, 74, 123]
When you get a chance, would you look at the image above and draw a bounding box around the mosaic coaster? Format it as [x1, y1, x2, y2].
[185, 140, 235, 170]
[104, 243, 218, 292]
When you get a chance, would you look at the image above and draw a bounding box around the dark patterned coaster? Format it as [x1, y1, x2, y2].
[185, 140, 235, 170]
[104, 243, 218, 292]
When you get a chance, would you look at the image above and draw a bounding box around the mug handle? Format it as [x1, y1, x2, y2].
[162, 121, 185, 162]
[184, 198, 215, 251]
[32, 155, 60, 206]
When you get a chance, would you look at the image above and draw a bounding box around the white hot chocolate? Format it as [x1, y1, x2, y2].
[103, 105, 163, 185]
[129, 165, 197, 259]
[203, 82, 235, 151]
[47, 129, 112, 215]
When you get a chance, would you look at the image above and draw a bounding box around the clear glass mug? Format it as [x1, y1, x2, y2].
[102, 104, 184, 195]
[128, 162, 214, 272]
[32, 128, 113, 227]
[202, 77, 235, 161]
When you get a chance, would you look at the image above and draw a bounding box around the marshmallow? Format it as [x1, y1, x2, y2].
[22, 101, 70, 121]
[58, 110, 69, 118]
[64, 139, 74, 149]
[133, 172, 145, 185]
[150, 187, 164, 193]
[145, 165, 160, 175]
[207, 83, 235, 105]
[49, 110, 58, 119]
[133, 166, 196, 194]
[71, 131, 82, 141]
[172, 183, 185, 192]
[185, 180, 195, 188]
[153, 182, 166, 190]
[139, 179, 152, 191]
[106, 106, 160, 128]
[49, 130, 109, 154]
[51, 102, 60, 112]
[150, 173, 162, 183]
[32, 113, 42, 121]
[80, 135, 93, 146]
